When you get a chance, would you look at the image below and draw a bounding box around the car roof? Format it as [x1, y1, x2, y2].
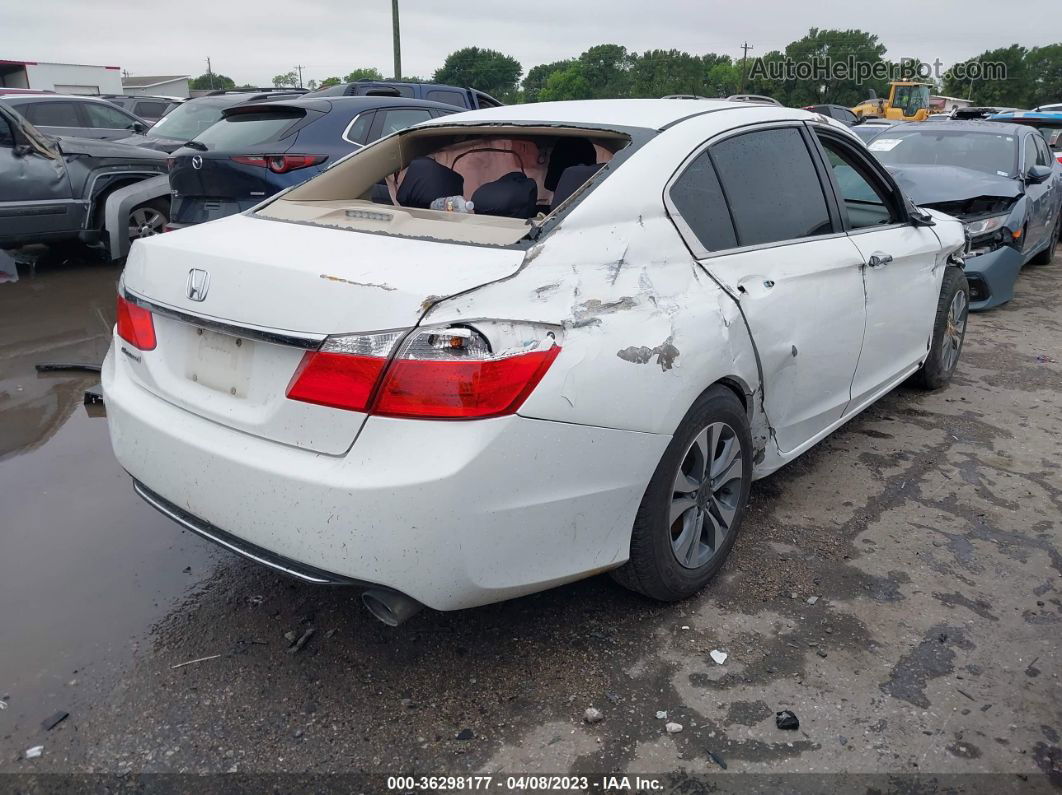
[907, 120, 1028, 134]
[989, 110, 1062, 125]
[419, 98, 802, 132]
[2, 93, 115, 104]
[226, 96, 460, 115]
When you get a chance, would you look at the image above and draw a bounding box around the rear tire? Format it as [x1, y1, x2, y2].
[611, 386, 752, 602]
[914, 266, 969, 390]
[128, 199, 169, 242]
[1030, 212, 1060, 265]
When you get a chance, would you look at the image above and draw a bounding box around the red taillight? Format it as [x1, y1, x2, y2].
[285, 327, 560, 420]
[115, 294, 156, 351]
[285, 352, 385, 412]
[230, 154, 325, 173]
[373, 349, 560, 419]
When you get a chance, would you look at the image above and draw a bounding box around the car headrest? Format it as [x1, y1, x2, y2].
[397, 157, 464, 209]
[471, 172, 538, 219]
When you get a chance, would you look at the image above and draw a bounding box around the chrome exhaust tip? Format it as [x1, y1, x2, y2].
[361, 589, 424, 627]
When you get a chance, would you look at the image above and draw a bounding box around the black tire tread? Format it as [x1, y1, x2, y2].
[914, 266, 969, 390]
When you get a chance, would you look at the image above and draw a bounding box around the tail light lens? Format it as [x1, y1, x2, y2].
[116, 294, 156, 350]
[286, 324, 560, 419]
[231, 154, 326, 173]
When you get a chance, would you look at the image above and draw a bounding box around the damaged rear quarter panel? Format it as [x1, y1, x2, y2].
[421, 125, 763, 446]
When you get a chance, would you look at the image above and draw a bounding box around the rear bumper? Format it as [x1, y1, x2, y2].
[964, 245, 1024, 311]
[103, 344, 667, 611]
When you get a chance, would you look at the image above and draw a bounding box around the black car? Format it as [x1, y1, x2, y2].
[803, 104, 859, 126]
[115, 90, 308, 153]
[0, 94, 150, 141]
[167, 96, 457, 227]
[307, 80, 501, 109]
[0, 103, 169, 253]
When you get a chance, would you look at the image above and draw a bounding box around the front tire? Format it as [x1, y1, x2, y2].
[611, 386, 752, 602]
[128, 199, 169, 242]
[914, 266, 969, 390]
[1030, 212, 1060, 265]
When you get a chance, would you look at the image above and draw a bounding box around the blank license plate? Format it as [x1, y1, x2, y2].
[186, 328, 254, 397]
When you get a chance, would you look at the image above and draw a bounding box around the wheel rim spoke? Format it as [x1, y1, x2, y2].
[672, 512, 701, 566]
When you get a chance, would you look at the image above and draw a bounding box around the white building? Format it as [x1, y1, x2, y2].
[0, 59, 124, 94]
[121, 75, 191, 98]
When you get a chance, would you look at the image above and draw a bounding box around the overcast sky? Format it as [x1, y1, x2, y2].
[2, 0, 1058, 87]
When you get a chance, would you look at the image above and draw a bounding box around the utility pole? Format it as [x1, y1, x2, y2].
[739, 41, 754, 92]
[294, 64, 304, 88]
[206, 57, 215, 90]
[391, 0, 402, 80]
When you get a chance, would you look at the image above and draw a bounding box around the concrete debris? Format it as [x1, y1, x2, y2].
[665, 722, 683, 734]
[287, 628, 315, 655]
[807, 596, 819, 605]
[776, 710, 800, 731]
[584, 707, 604, 724]
[709, 649, 728, 665]
[41, 711, 69, 731]
[25, 746, 43, 759]
[655, 710, 668, 720]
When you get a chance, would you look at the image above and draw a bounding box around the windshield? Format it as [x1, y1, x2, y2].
[891, 84, 930, 116]
[191, 110, 304, 149]
[869, 129, 1018, 178]
[147, 101, 225, 141]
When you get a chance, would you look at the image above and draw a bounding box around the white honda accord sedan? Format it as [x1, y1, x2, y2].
[104, 99, 968, 625]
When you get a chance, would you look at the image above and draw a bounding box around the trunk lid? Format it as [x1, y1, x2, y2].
[120, 213, 527, 454]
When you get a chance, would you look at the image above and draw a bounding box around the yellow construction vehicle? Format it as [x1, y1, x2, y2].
[852, 82, 933, 121]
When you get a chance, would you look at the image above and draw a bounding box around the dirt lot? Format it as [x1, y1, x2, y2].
[1, 251, 1059, 788]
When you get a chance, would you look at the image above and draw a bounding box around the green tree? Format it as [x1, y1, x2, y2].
[943, 45, 1031, 106]
[705, 57, 741, 97]
[189, 72, 235, 91]
[782, 28, 889, 107]
[1026, 44, 1062, 107]
[579, 44, 635, 98]
[343, 67, 384, 83]
[272, 71, 298, 88]
[319, 76, 342, 88]
[630, 49, 707, 97]
[539, 64, 592, 101]
[522, 60, 573, 102]
[433, 47, 522, 100]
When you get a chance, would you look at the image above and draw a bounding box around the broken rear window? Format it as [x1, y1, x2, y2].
[254, 124, 638, 246]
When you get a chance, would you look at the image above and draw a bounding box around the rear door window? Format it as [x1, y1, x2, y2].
[0, 116, 14, 146]
[20, 101, 81, 128]
[668, 150, 737, 252]
[82, 101, 138, 129]
[375, 108, 433, 138]
[425, 89, 467, 108]
[343, 111, 375, 144]
[193, 110, 305, 149]
[710, 127, 833, 246]
[134, 101, 168, 119]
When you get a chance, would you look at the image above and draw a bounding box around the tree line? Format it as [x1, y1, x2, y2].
[190, 30, 1061, 108]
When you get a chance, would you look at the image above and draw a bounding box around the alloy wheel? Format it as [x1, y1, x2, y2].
[669, 422, 743, 569]
[128, 207, 165, 240]
[942, 288, 968, 373]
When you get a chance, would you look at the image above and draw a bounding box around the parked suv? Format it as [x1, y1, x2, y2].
[115, 91, 307, 153]
[0, 94, 149, 140]
[167, 96, 456, 227]
[0, 103, 168, 254]
[307, 80, 501, 110]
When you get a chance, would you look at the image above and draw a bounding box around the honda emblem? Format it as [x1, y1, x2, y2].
[186, 268, 210, 302]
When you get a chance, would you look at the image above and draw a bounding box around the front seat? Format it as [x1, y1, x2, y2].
[545, 137, 597, 192]
[549, 163, 605, 211]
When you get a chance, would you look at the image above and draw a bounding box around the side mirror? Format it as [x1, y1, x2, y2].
[1026, 164, 1053, 184]
[132, 121, 148, 134]
[12, 143, 34, 158]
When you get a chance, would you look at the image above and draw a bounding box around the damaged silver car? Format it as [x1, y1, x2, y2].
[105, 100, 968, 621]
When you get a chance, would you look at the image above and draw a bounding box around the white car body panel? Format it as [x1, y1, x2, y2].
[105, 100, 966, 610]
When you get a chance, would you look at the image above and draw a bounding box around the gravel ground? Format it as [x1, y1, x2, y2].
[0, 252, 1059, 788]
